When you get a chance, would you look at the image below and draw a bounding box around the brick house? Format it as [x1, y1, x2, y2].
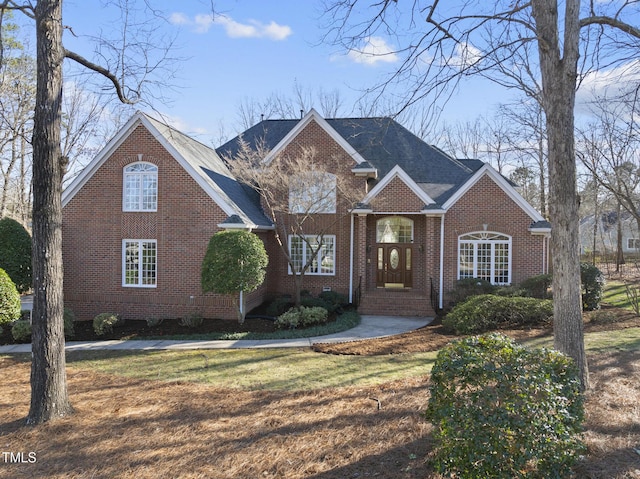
[62, 110, 550, 321]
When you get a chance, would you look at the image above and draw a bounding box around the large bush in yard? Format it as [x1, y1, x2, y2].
[443, 294, 553, 334]
[0, 217, 32, 293]
[425, 333, 585, 479]
[580, 262, 605, 311]
[201, 230, 268, 323]
[0, 268, 21, 326]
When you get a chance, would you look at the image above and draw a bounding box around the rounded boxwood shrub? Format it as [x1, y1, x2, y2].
[63, 307, 75, 339]
[425, 333, 585, 479]
[0, 217, 32, 293]
[93, 313, 120, 336]
[581, 262, 605, 311]
[519, 273, 553, 299]
[275, 306, 328, 329]
[0, 268, 21, 326]
[11, 319, 31, 342]
[443, 294, 553, 334]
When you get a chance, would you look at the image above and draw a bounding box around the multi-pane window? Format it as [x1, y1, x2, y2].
[376, 217, 414, 243]
[289, 172, 336, 214]
[458, 232, 511, 285]
[123, 240, 157, 287]
[628, 238, 640, 250]
[289, 235, 335, 275]
[123, 162, 158, 211]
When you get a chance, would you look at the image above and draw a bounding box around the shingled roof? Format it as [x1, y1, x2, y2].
[217, 115, 482, 205]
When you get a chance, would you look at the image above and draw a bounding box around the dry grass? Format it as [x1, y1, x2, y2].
[1, 342, 640, 478]
[0, 358, 434, 479]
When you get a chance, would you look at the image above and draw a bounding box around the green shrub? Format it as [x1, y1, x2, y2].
[0, 268, 21, 326]
[63, 308, 75, 339]
[146, 317, 164, 327]
[179, 313, 203, 328]
[443, 294, 553, 334]
[589, 309, 618, 324]
[266, 296, 293, 317]
[581, 262, 605, 311]
[0, 217, 32, 293]
[93, 313, 120, 336]
[318, 290, 348, 311]
[275, 306, 328, 329]
[300, 296, 331, 311]
[425, 333, 585, 479]
[519, 274, 553, 299]
[11, 319, 31, 342]
[449, 278, 495, 304]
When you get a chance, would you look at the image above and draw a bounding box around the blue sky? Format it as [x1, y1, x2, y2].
[57, 0, 509, 143]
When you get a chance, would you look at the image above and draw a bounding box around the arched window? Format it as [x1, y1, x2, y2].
[376, 217, 413, 243]
[123, 162, 157, 211]
[458, 231, 511, 285]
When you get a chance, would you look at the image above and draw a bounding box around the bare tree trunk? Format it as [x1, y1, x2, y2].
[27, 0, 73, 424]
[532, 0, 589, 390]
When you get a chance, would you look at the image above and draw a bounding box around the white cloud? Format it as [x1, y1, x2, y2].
[346, 36, 398, 65]
[170, 12, 292, 40]
[577, 60, 640, 107]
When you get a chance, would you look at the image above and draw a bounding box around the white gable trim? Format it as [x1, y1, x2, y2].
[442, 164, 545, 222]
[361, 165, 436, 206]
[262, 108, 367, 166]
[62, 112, 246, 224]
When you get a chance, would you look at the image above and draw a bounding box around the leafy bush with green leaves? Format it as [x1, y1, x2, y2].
[275, 306, 328, 329]
[318, 290, 348, 311]
[11, 319, 31, 342]
[425, 333, 585, 479]
[581, 262, 605, 311]
[443, 294, 553, 334]
[179, 313, 203, 328]
[266, 296, 293, 317]
[449, 278, 495, 304]
[93, 313, 120, 336]
[519, 274, 553, 299]
[63, 308, 75, 339]
[0, 268, 21, 326]
[0, 217, 32, 293]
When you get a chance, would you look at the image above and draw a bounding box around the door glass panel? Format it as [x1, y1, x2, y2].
[406, 248, 411, 270]
[377, 247, 384, 270]
[389, 248, 399, 269]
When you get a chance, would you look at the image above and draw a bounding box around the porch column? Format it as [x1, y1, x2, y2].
[356, 213, 369, 293]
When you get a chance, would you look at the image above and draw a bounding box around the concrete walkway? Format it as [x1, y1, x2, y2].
[0, 315, 432, 353]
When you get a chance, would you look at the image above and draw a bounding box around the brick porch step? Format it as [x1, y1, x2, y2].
[358, 289, 436, 317]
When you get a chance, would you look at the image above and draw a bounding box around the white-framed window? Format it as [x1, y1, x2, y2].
[123, 162, 158, 211]
[289, 172, 336, 214]
[628, 238, 640, 250]
[123, 240, 157, 287]
[376, 217, 414, 243]
[289, 235, 336, 275]
[458, 232, 511, 285]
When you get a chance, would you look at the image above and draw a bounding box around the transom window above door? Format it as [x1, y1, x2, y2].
[123, 162, 158, 211]
[376, 217, 414, 243]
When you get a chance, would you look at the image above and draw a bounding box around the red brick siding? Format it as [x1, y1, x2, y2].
[441, 174, 547, 306]
[262, 120, 366, 300]
[62, 124, 267, 321]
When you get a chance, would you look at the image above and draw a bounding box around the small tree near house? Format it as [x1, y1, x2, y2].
[224, 138, 362, 308]
[201, 230, 268, 323]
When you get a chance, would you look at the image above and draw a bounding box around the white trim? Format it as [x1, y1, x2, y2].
[62, 112, 244, 222]
[439, 215, 445, 310]
[262, 109, 367, 166]
[349, 213, 355, 303]
[122, 161, 158, 212]
[288, 234, 336, 276]
[457, 231, 512, 285]
[442, 164, 545, 222]
[122, 239, 157, 288]
[361, 165, 436, 207]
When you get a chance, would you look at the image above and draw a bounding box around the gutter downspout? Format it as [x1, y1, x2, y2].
[439, 214, 445, 310]
[349, 212, 354, 303]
